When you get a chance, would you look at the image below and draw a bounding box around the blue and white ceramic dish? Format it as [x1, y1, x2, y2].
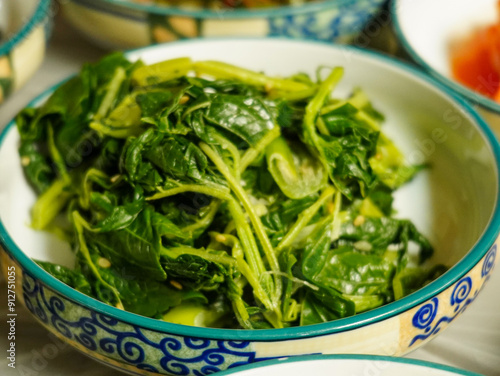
[214, 354, 483, 376]
[391, 0, 500, 136]
[0, 0, 51, 104]
[0, 39, 499, 376]
[61, 0, 386, 49]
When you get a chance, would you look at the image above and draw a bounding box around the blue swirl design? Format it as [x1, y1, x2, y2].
[450, 277, 472, 308]
[412, 297, 438, 330]
[482, 244, 497, 278]
[409, 276, 476, 347]
[268, 0, 384, 41]
[21, 273, 271, 375]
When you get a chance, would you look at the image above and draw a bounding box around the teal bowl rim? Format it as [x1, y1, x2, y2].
[0, 37, 499, 342]
[214, 354, 483, 376]
[0, 0, 50, 56]
[390, 0, 500, 116]
[69, 0, 385, 19]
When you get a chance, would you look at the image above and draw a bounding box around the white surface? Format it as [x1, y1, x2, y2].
[0, 16, 499, 376]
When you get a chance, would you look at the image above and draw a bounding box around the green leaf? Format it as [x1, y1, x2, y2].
[266, 136, 326, 199]
[18, 141, 54, 194]
[393, 265, 447, 300]
[37, 261, 94, 297]
[160, 246, 235, 290]
[300, 289, 354, 326]
[94, 200, 145, 232]
[145, 135, 207, 181]
[90, 206, 167, 281]
[301, 220, 334, 281]
[83, 252, 206, 317]
[339, 217, 434, 261]
[205, 94, 276, 147]
[312, 246, 396, 296]
[31, 179, 72, 230]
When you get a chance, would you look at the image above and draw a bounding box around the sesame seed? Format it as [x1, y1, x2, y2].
[353, 215, 365, 227]
[179, 95, 190, 105]
[327, 201, 335, 214]
[21, 156, 31, 166]
[215, 234, 227, 243]
[170, 280, 183, 290]
[110, 174, 121, 184]
[97, 257, 111, 268]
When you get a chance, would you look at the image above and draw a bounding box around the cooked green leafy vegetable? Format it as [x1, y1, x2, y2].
[18, 53, 446, 329]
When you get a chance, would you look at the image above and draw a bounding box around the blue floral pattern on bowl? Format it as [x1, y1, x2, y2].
[62, 0, 386, 49]
[408, 243, 497, 347]
[0, 238, 492, 375]
[21, 272, 271, 375]
[269, 0, 385, 41]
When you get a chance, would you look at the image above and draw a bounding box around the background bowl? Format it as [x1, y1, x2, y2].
[61, 0, 386, 49]
[215, 355, 483, 376]
[0, 0, 51, 105]
[391, 0, 500, 136]
[0, 39, 499, 376]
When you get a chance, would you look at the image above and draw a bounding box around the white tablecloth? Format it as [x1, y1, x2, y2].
[1, 16, 499, 376]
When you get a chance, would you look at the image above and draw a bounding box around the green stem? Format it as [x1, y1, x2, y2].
[162, 246, 237, 267]
[276, 186, 336, 254]
[31, 179, 71, 230]
[200, 143, 283, 309]
[96, 67, 126, 119]
[72, 211, 122, 306]
[47, 125, 71, 186]
[79, 169, 110, 210]
[212, 133, 242, 181]
[304, 67, 344, 143]
[213, 233, 272, 312]
[331, 191, 343, 241]
[268, 87, 317, 101]
[240, 127, 281, 173]
[146, 184, 231, 202]
[226, 200, 267, 289]
[181, 100, 210, 120]
[132, 57, 193, 86]
[89, 121, 143, 139]
[193, 61, 311, 92]
[320, 100, 347, 115]
[355, 111, 381, 132]
[316, 117, 330, 137]
[146, 183, 271, 309]
[181, 200, 220, 234]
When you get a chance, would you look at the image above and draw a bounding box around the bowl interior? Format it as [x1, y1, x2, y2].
[0, 39, 497, 312]
[0, 0, 39, 43]
[215, 356, 476, 376]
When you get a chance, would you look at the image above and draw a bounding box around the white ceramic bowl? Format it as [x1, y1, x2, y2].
[61, 0, 386, 49]
[0, 0, 51, 104]
[215, 355, 482, 376]
[0, 39, 499, 376]
[392, 0, 500, 135]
